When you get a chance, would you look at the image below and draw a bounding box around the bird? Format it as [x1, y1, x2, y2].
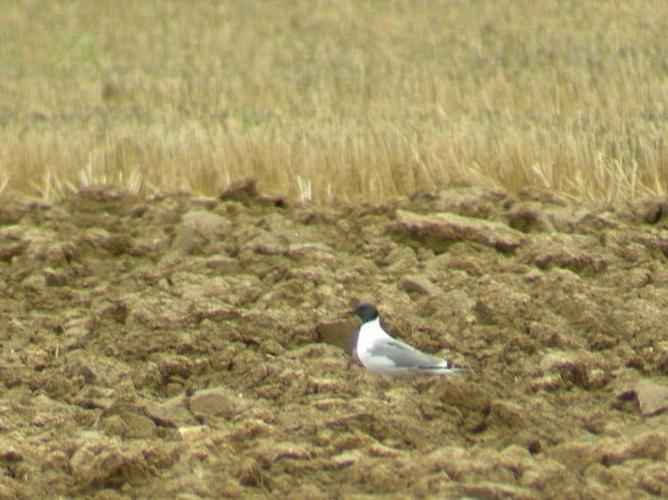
[351, 303, 467, 376]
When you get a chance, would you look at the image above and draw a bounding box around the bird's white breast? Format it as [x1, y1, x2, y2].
[357, 318, 391, 360]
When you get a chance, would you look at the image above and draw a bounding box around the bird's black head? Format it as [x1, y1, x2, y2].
[352, 303, 379, 323]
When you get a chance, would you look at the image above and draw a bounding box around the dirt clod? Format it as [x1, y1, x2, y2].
[395, 209, 523, 252]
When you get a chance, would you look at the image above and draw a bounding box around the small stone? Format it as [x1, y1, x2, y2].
[174, 210, 230, 254]
[101, 412, 156, 439]
[400, 275, 442, 296]
[155, 354, 196, 378]
[144, 394, 195, 427]
[189, 387, 250, 419]
[181, 210, 229, 238]
[178, 425, 210, 442]
[635, 380, 668, 416]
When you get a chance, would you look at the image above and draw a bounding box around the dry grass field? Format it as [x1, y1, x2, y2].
[1, 0, 667, 203]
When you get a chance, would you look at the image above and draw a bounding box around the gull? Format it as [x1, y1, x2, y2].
[351, 303, 467, 376]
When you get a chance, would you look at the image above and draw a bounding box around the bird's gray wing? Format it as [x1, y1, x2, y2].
[368, 337, 447, 369]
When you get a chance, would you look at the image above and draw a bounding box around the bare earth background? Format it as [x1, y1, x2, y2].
[0, 184, 668, 497]
[1, 0, 667, 202]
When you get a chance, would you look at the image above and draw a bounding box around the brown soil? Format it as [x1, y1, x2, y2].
[1, 184, 668, 499]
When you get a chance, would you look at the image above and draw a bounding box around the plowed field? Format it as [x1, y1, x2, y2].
[1, 184, 667, 498]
